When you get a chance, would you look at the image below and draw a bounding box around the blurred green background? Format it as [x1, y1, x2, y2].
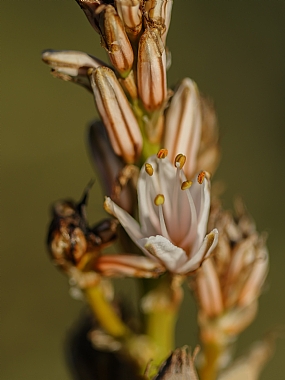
[1, 1, 285, 379]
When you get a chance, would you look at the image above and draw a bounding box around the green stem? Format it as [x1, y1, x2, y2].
[84, 285, 130, 339]
[132, 100, 160, 163]
[146, 309, 177, 364]
[142, 275, 184, 376]
[198, 342, 223, 380]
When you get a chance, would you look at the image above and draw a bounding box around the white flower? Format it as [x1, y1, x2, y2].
[105, 150, 218, 275]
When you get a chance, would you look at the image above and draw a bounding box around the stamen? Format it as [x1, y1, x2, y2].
[181, 180, 192, 190]
[154, 194, 170, 240]
[157, 148, 168, 159]
[197, 171, 206, 184]
[175, 153, 186, 169]
[154, 194, 165, 206]
[145, 163, 154, 176]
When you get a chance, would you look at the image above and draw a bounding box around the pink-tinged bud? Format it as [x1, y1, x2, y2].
[115, 0, 142, 36]
[91, 66, 142, 163]
[137, 28, 167, 111]
[164, 78, 202, 178]
[195, 259, 224, 318]
[42, 50, 107, 91]
[192, 198, 269, 344]
[144, 0, 173, 45]
[99, 5, 134, 77]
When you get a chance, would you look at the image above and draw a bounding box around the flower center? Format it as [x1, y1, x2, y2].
[143, 149, 206, 254]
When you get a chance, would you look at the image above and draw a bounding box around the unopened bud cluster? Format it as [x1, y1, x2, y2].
[42, 0, 219, 172]
[191, 199, 269, 344]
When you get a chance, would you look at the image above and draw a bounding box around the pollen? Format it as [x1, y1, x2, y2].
[157, 148, 168, 159]
[197, 171, 206, 184]
[181, 180, 192, 190]
[154, 194, 165, 206]
[145, 163, 154, 176]
[175, 154, 186, 169]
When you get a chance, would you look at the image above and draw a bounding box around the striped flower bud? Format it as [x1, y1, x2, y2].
[99, 5, 134, 77]
[42, 50, 107, 91]
[144, 0, 173, 44]
[91, 66, 142, 163]
[115, 0, 142, 36]
[137, 28, 167, 111]
[163, 78, 202, 178]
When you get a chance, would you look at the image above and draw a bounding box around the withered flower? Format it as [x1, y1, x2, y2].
[47, 183, 118, 273]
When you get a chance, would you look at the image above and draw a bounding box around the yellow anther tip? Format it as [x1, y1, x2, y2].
[145, 163, 154, 176]
[181, 180, 192, 190]
[154, 194, 165, 206]
[197, 171, 206, 184]
[157, 148, 168, 159]
[175, 153, 186, 169]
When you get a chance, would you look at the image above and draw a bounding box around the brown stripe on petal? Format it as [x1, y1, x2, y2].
[137, 28, 167, 111]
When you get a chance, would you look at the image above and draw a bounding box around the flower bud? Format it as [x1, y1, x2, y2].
[115, 0, 142, 36]
[164, 78, 202, 178]
[42, 50, 106, 91]
[192, 199, 269, 343]
[137, 28, 167, 111]
[144, 0, 173, 45]
[91, 66, 142, 163]
[99, 5, 134, 77]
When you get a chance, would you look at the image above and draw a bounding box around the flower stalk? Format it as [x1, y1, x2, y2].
[83, 284, 131, 339]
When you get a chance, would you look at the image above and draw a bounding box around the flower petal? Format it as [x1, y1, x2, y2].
[139, 235, 188, 272]
[179, 229, 218, 274]
[104, 197, 143, 241]
[95, 254, 165, 278]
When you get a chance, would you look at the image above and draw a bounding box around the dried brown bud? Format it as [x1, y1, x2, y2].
[137, 28, 167, 111]
[153, 346, 200, 380]
[75, 0, 103, 33]
[99, 5, 134, 77]
[47, 183, 118, 271]
[91, 66, 142, 163]
[144, 0, 173, 44]
[115, 0, 142, 36]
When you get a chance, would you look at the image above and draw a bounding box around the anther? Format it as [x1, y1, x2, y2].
[157, 148, 168, 159]
[181, 180, 192, 190]
[145, 163, 154, 176]
[154, 194, 165, 206]
[175, 153, 186, 169]
[197, 171, 206, 184]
